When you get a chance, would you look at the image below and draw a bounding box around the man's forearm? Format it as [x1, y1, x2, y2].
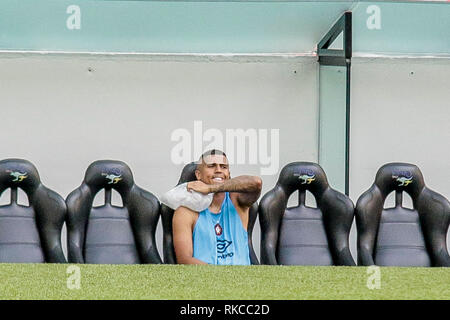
[209, 175, 262, 194]
[177, 256, 208, 265]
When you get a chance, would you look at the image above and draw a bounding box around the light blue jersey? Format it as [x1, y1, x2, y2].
[193, 192, 250, 265]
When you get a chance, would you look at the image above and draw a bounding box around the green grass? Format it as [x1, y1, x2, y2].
[0, 264, 448, 300]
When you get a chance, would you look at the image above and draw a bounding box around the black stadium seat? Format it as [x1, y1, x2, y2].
[356, 163, 450, 267]
[161, 162, 259, 264]
[259, 162, 355, 266]
[66, 160, 162, 264]
[0, 159, 66, 263]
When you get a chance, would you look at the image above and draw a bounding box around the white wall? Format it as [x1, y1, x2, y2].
[350, 57, 450, 200]
[0, 53, 448, 263]
[350, 56, 450, 256]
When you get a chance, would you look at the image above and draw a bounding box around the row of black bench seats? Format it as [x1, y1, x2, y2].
[0, 159, 448, 267]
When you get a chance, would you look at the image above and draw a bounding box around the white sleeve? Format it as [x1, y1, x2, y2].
[160, 182, 213, 212]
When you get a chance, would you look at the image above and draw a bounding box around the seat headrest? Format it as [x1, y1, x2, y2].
[0, 159, 41, 193]
[374, 162, 425, 197]
[276, 162, 329, 196]
[83, 160, 134, 193]
[177, 162, 198, 185]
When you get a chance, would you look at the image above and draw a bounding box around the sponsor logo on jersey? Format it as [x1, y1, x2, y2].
[217, 239, 234, 260]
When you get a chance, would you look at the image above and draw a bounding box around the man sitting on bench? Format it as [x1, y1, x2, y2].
[172, 149, 262, 265]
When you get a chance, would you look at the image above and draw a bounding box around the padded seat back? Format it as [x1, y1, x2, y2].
[259, 162, 355, 266]
[161, 162, 259, 264]
[66, 160, 162, 264]
[277, 206, 333, 266]
[375, 207, 430, 266]
[84, 204, 139, 264]
[0, 205, 44, 263]
[0, 159, 66, 263]
[356, 163, 450, 267]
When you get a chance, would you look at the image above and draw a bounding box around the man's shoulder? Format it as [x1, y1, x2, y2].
[173, 206, 199, 232]
[174, 206, 199, 220]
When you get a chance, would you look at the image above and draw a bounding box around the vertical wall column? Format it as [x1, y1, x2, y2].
[318, 12, 352, 195]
